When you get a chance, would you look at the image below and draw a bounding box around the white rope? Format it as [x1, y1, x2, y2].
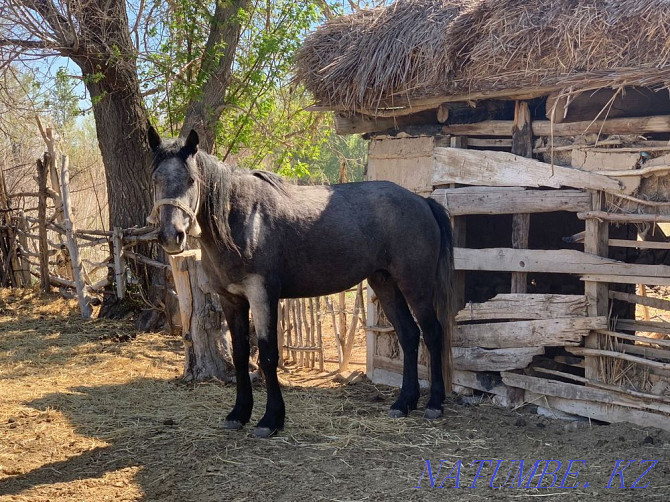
[147, 198, 202, 237]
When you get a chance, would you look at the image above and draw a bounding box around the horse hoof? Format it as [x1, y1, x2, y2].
[388, 409, 406, 419]
[424, 408, 443, 420]
[252, 426, 277, 438]
[222, 419, 244, 430]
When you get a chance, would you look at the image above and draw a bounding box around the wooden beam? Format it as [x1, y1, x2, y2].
[454, 247, 670, 277]
[525, 391, 670, 432]
[456, 294, 588, 322]
[502, 372, 670, 414]
[440, 115, 670, 138]
[431, 187, 591, 215]
[584, 191, 609, 382]
[433, 148, 623, 191]
[455, 317, 607, 349]
[453, 370, 523, 406]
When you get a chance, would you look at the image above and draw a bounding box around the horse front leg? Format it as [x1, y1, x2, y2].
[220, 295, 253, 430]
[247, 278, 284, 438]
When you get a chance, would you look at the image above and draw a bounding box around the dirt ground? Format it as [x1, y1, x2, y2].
[1, 289, 669, 501]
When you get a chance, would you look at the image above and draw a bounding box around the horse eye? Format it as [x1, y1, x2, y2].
[188, 177, 195, 186]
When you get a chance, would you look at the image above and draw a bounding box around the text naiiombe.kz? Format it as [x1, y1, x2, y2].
[415, 459, 660, 489]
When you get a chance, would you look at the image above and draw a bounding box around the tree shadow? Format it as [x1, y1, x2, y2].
[0, 374, 396, 501]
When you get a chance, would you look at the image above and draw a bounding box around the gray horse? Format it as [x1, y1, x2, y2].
[147, 127, 455, 437]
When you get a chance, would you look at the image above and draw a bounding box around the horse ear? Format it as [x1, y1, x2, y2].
[147, 125, 161, 150]
[185, 129, 199, 154]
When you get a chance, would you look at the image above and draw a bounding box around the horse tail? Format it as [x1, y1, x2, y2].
[425, 197, 455, 393]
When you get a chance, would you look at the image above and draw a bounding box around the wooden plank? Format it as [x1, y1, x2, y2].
[502, 372, 670, 414]
[367, 136, 434, 194]
[622, 344, 670, 363]
[581, 274, 670, 286]
[454, 247, 670, 277]
[608, 291, 670, 312]
[433, 148, 623, 191]
[455, 317, 606, 349]
[440, 115, 670, 138]
[431, 188, 591, 215]
[608, 239, 670, 250]
[452, 347, 544, 372]
[524, 392, 670, 432]
[456, 294, 588, 322]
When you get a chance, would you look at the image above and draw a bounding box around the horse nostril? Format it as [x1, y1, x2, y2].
[176, 230, 185, 246]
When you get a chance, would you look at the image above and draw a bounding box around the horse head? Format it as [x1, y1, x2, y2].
[147, 126, 202, 254]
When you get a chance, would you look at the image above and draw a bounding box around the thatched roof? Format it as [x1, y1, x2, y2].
[295, 0, 670, 114]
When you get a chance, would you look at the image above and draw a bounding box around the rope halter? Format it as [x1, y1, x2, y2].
[147, 198, 202, 237]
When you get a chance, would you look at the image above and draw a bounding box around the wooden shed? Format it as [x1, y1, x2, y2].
[296, 0, 670, 430]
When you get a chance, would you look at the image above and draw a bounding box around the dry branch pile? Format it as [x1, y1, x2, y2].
[295, 0, 670, 112]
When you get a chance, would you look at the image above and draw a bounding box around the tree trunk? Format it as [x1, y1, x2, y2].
[179, 0, 250, 152]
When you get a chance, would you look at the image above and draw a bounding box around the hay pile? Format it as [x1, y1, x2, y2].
[295, 0, 670, 113]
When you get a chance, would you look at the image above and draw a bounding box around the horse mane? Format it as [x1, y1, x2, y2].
[196, 150, 239, 254]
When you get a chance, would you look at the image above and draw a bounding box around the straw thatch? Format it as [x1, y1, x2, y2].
[294, 0, 464, 113]
[295, 0, 670, 113]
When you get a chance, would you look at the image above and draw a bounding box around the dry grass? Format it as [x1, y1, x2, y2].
[2, 289, 670, 501]
[295, 0, 670, 112]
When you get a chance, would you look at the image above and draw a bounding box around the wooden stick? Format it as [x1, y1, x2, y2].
[36, 156, 50, 294]
[608, 239, 670, 250]
[112, 227, 125, 299]
[595, 329, 670, 348]
[608, 290, 670, 312]
[566, 347, 670, 371]
[60, 155, 91, 318]
[577, 211, 670, 223]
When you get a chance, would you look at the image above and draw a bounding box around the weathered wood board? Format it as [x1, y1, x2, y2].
[431, 187, 592, 215]
[456, 294, 588, 322]
[367, 136, 434, 194]
[433, 147, 623, 191]
[454, 247, 670, 278]
[452, 347, 544, 372]
[454, 317, 606, 349]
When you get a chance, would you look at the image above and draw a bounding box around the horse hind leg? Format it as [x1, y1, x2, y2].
[368, 271, 421, 418]
[399, 284, 446, 420]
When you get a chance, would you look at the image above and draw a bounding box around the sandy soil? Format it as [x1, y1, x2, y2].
[1, 289, 668, 501]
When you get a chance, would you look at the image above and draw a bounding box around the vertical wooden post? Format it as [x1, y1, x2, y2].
[112, 226, 126, 300]
[60, 155, 91, 318]
[45, 128, 65, 226]
[449, 136, 468, 310]
[316, 296, 324, 372]
[168, 249, 235, 381]
[584, 191, 609, 381]
[36, 155, 51, 294]
[511, 101, 533, 293]
[16, 212, 32, 286]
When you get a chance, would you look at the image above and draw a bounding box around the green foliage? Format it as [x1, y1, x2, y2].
[41, 67, 82, 130]
[142, 0, 336, 179]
